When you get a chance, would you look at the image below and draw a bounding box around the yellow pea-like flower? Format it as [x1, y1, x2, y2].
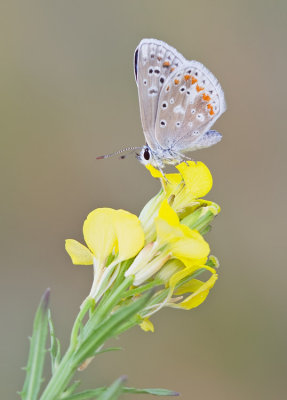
[66, 208, 144, 267]
[65, 208, 145, 300]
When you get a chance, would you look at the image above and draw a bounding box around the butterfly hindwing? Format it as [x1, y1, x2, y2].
[134, 39, 185, 150]
[154, 61, 226, 152]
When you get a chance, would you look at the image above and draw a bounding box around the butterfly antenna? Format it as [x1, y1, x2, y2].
[96, 146, 142, 160]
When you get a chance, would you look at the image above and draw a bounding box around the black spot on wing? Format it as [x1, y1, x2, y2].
[134, 49, 139, 80]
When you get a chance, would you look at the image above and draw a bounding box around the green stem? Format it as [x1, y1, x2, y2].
[122, 279, 163, 298]
[70, 297, 94, 348]
[73, 290, 153, 366]
[39, 277, 138, 400]
[39, 346, 77, 400]
[82, 276, 134, 339]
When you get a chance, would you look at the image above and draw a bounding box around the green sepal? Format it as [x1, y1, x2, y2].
[199, 225, 211, 235]
[48, 309, 61, 374]
[181, 207, 215, 234]
[21, 289, 50, 400]
[206, 255, 219, 268]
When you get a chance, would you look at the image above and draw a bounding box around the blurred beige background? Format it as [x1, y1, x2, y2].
[1, 1, 286, 399]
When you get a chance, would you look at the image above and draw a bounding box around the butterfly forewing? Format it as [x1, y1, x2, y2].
[155, 61, 226, 152]
[134, 39, 185, 150]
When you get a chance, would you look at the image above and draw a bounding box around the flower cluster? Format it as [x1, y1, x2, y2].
[65, 161, 220, 332]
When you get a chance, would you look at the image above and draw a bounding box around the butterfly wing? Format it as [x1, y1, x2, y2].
[134, 39, 185, 150]
[154, 61, 226, 152]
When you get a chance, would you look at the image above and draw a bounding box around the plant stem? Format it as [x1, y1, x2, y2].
[39, 346, 77, 400]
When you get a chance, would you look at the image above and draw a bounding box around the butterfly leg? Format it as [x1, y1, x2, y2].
[158, 167, 171, 184]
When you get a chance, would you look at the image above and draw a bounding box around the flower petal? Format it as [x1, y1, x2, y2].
[172, 236, 210, 260]
[169, 265, 202, 290]
[145, 165, 183, 195]
[140, 318, 154, 332]
[113, 210, 145, 260]
[155, 218, 183, 244]
[146, 164, 163, 178]
[155, 200, 183, 243]
[158, 199, 179, 227]
[83, 208, 116, 263]
[177, 274, 218, 309]
[65, 239, 93, 265]
[176, 161, 212, 198]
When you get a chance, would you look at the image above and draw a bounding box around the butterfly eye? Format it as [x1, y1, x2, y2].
[144, 148, 150, 160]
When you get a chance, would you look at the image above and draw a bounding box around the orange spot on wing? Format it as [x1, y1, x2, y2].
[166, 86, 170, 91]
[163, 61, 170, 67]
[207, 104, 215, 115]
[174, 79, 180, 85]
[202, 93, 211, 102]
[196, 85, 204, 92]
[184, 74, 191, 81]
[171, 67, 175, 72]
[191, 76, 198, 84]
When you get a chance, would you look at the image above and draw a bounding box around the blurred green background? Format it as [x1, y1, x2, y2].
[1, 0, 286, 399]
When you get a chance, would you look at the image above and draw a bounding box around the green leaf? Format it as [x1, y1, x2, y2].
[61, 380, 81, 398]
[94, 347, 122, 356]
[48, 309, 61, 374]
[21, 289, 50, 400]
[61, 385, 178, 400]
[71, 297, 95, 348]
[123, 387, 179, 396]
[122, 279, 163, 298]
[74, 290, 154, 366]
[97, 376, 126, 400]
[60, 388, 104, 400]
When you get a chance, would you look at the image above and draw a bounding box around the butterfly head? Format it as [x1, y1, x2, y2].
[137, 144, 182, 169]
[137, 145, 153, 166]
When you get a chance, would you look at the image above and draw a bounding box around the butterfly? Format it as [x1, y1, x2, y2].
[97, 38, 226, 170]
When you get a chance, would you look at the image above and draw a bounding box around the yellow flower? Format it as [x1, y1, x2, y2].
[65, 208, 145, 299]
[147, 161, 212, 211]
[140, 161, 214, 241]
[169, 267, 218, 310]
[126, 200, 210, 286]
[64, 161, 220, 331]
[155, 200, 210, 263]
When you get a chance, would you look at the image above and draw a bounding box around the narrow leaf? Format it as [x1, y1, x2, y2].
[62, 380, 81, 398]
[97, 376, 126, 400]
[74, 290, 154, 365]
[21, 289, 50, 400]
[48, 309, 61, 373]
[95, 347, 122, 355]
[61, 385, 178, 400]
[60, 388, 104, 400]
[123, 387, 179, 396]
